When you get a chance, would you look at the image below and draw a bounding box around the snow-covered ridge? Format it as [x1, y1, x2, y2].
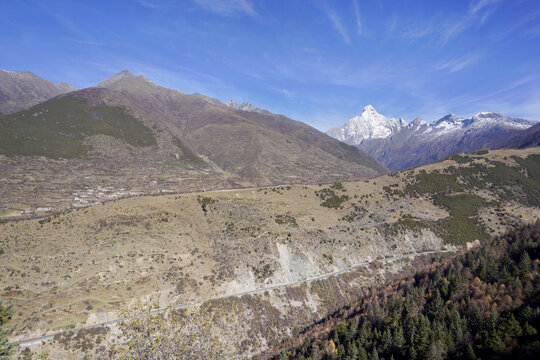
[327, 105, 405, 144]
[326, 105, 536, 145]
[225, 100, 269, 114]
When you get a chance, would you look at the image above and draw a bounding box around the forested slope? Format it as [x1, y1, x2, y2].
[264, 222, 540, 360]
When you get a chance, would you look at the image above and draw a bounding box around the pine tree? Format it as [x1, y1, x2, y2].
[518, 251, 531, 275]
[368, 347, 379, 360]
[301, 337, 312, 357]
[522, 321, 538, 336]
[427, 340, 446, 360]
[414, 315, 431, 359]
[381, 328, 393, 354]
[465, 344, 476, 360]
[503, 314, 522, 337]
[0, 301, 16, 359]
[358, 346, 368, 360]
[429, 289, 443, 320]
[346, 341, 359, 360]
[393, 326, 406, 356]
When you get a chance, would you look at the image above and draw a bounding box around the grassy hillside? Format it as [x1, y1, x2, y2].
[0, 95, 156, 158]
[384, 152, 540, 243]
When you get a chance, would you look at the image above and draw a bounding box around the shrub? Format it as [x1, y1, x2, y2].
[275, 214, 297, 227]
[111, 300, 222, 359]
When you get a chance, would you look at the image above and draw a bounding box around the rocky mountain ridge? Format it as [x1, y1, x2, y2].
[327, 106, 537, 170]
[225, 99, 270, 114]
[0, 69, 76, 115]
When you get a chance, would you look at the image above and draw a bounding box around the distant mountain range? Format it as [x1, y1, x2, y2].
[327, 105, 537, 170]
[0, 70, 386, 215]
[0, 69, 76, 115]
[502, 121, 540, 149]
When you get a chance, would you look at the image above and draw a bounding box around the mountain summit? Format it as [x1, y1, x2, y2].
[326, 105, 405, 144]
[0, 70, 76, 115]
[96, 70, 136, 87]
[326, 106, 537, 170]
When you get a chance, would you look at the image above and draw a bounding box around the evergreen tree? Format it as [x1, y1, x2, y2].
[465, 344, 476, 360]
[503, 314, 523, 337]
[518, 251, 532, 275]
[270, 223, 540, 360]
[358, 346, 368, 360]
[368, 347, 379, 360]
[523, 322, 538, 336]
[0, 301, 16, 359]
[429, 289, 443, 320]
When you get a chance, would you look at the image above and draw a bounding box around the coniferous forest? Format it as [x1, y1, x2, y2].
[269, 222, 540, 360]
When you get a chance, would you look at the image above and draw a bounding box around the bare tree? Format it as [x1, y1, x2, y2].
[110, 300, 222, 360]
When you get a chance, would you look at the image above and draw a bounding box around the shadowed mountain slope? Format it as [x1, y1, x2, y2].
[502, 122, 540, 149]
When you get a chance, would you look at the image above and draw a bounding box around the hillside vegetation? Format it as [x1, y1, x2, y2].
[265, 222, 540, 360]
[0, 96, 156, 158]
[382, 153, 540, 243]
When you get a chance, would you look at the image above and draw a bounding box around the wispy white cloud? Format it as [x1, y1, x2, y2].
[435, 52, 483, 73]
[193, 0, 257, 17]
[440, 0, 502, 45]
[325, 6, 351, 44]
[469, 0, 501, 15]
[136, 0, 162, 8]
[353, 0, 363, 36]
[410, 75, 540, 123]
[446, 75, 539, 106]
[271, 87, 295, 98]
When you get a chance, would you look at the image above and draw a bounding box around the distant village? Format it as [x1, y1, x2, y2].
[21, 186, 140, 215]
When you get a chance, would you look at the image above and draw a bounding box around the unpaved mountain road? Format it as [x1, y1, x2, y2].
[13, 249, 456, 346]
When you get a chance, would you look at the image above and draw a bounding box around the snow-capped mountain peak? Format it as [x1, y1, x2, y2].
[326, 107, 537, 168]
[474, 111, 503, 118]
[434, 114, 462, 125]
[326, 105, 405, 145]
[410, 116, 426, 126]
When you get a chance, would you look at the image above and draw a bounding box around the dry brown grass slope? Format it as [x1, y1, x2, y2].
[96, 70, 386, 184]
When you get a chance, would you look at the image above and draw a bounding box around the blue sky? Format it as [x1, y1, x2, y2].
[1, 0, 540, 130]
